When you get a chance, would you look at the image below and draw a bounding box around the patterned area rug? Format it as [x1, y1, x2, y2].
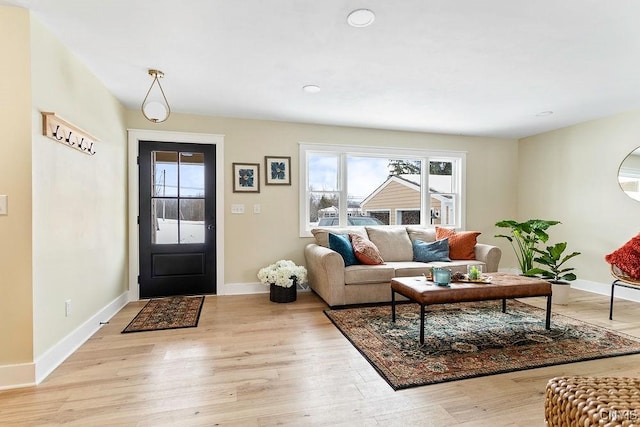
[122, 296, 204, 333]
[325, 301, 640, 390]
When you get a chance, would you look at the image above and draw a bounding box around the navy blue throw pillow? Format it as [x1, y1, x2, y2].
[329, 233, 359, 266]
[413, 238, 451, 262]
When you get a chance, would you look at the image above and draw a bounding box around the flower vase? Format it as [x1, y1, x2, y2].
[270, 281, 297, 303]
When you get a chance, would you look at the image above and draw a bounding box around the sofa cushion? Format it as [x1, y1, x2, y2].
[436, 227, 481, 260]
[328, 233, 358, 266]
[389, 262, 436, 278]
[311, 227, 368, 248]
[406, 226, 436, 243]
[344, 264, 395, 285]
[366, 227, 413, 262]
[412, 238, 451, 262]
[350, 234, 384, 265]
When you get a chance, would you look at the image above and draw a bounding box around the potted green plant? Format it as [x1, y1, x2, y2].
[525, 242, 581, 305]
[495, 219, 561, 275]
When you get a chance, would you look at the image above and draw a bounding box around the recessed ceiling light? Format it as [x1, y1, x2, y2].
[536, 111, 554, 117]
[347, 9, 375, 28]
[303, 85, 321, 94]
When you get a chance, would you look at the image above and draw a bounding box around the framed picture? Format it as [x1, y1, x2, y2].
[232, 163, 260, 193]
[265, 156, 291, 185]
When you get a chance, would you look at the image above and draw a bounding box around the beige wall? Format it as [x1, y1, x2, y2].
[30, 19, 128, 358]
[0, 6, 34, 366]
[519, 109, 640, 285]
[126, 111, 519, 286]
[622, 151, 640, 170]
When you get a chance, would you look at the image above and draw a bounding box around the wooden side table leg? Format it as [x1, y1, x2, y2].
[502, 298, 507, 313]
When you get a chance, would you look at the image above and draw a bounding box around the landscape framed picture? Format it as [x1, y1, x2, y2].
[232, 162, 260, 193]
[265, 156, 291, 185]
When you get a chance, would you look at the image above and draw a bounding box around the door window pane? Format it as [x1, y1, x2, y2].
[179, 199, 205, 243]
[152, 198, 178, 244]
[150, 151, 207, 244]
[179, 152, 205, 197]
[152, 151, 178, 197]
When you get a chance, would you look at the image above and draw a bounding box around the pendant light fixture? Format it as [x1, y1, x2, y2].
[141, 69, 171, 123]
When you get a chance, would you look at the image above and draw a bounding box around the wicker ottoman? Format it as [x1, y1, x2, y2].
[545, 376, 640, 426]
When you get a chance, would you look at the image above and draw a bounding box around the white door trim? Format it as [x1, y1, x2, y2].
[127, 129, 225, 301]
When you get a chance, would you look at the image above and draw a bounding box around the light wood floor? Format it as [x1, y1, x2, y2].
[2, 288, 640, 426]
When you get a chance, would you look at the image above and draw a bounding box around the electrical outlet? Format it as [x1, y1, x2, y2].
[65, 300, 72, 317]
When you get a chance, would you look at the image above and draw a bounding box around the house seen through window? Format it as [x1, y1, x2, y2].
[300, 144, 465, 235]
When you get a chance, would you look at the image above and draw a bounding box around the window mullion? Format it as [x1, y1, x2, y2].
[339, 153, 348, 227]
[422, 158, 429, 226]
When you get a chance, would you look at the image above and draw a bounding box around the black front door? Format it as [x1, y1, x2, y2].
[138, 141, 216, 298]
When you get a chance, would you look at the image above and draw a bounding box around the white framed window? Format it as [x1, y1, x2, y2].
[299, 143, 466, 236]
[395, 208, 420, 225]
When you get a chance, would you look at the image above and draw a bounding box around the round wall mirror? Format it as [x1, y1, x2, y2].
[618, 147, 640, 201]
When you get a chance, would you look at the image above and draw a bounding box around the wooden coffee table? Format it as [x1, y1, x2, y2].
[391, 272, 552, 344]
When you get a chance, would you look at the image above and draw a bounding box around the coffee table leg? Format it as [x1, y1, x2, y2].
[391, 289, 396, 322]
[545, 295, 552, 329]
[420, 304, 425, 344]
[502, 298, 507, 313]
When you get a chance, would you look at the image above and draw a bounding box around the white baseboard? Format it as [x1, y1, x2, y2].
[0, 363, 36, 391]
[572, 278, 640, 303]
[33, 292, 130, 385]
[0, 292, 130, 390]
[219, 282, 268, 295]
[498, 268, 640, 304]
[219, 282, 311, 295]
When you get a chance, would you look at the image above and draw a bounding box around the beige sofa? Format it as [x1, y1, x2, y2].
[304, 225, 502, 307]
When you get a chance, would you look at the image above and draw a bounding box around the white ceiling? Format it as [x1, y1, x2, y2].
[5, 0, 640, 138]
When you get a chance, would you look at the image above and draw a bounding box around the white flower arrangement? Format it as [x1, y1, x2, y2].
[257, 259, 307, 288]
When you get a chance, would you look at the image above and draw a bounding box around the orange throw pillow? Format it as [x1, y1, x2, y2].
[350, 234, 384, 265]
[435, 227, 480, 260]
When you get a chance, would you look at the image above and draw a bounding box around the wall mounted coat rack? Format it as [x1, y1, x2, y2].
[41, 112, 97, 155]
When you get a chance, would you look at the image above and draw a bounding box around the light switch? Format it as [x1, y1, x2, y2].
[0, 195, 7, 215]
[254, 204, 261, 214]
[231, 204, 245, 214]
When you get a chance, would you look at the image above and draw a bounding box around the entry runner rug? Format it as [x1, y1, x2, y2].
[122, 296, 204, 333]
[324, 300, 640, 390]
